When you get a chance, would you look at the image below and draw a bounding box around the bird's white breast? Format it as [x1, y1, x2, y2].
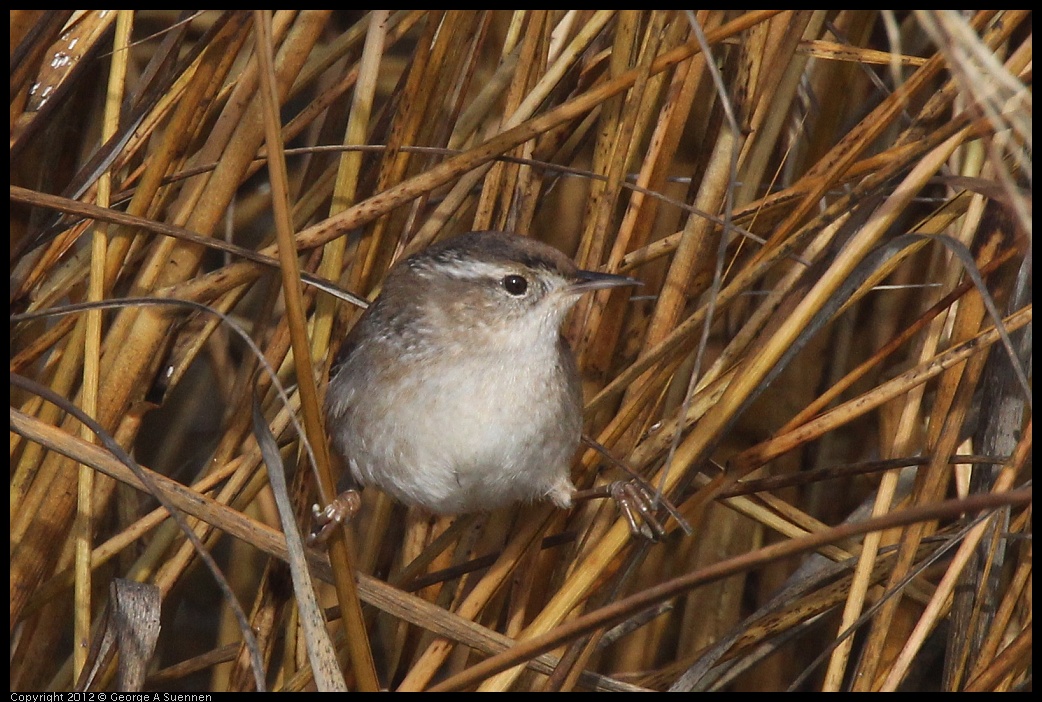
[332, 327, 580, 514]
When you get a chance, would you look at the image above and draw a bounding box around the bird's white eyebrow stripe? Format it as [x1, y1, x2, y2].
[425, 259, 515, 280]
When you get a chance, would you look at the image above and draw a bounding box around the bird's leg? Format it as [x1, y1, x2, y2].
[308, 489, 362, 545]
[573, 435, 691, 540]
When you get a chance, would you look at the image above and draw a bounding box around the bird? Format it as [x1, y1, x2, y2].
[315, 230, 657, 540]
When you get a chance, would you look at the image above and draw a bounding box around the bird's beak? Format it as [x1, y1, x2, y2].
[568, 268, 641, 294]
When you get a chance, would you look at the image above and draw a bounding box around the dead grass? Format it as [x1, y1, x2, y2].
[10, 10, 1032, 692]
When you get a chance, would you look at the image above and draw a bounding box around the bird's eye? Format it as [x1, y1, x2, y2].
[501, 274, 529, 296]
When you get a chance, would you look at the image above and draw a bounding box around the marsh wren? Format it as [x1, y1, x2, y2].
[317, 230, 650, 538]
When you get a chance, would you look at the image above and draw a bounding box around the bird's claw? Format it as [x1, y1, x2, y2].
[307, 489, 362, 545]
[608, 480, 669, 541]
[573, 479, 676, 541]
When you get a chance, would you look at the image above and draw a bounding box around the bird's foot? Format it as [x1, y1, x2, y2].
[572, 480, 680, 541]
[307, 489, 362, 545]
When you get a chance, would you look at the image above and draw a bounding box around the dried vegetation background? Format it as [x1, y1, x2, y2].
[9, 10, 1032, 692]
